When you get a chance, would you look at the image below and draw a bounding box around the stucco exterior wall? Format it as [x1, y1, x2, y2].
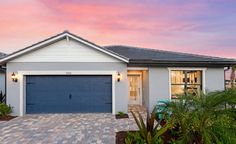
[6, 62, 128, 116]
[6, 60, 226, 116]
[148, 67, 225, 111]
[142, 70, 149, 109]
[148, 68, 170, 111]
[205, 68, 225, 92]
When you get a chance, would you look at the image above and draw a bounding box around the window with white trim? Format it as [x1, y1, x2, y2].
[171, 70, 202, 99]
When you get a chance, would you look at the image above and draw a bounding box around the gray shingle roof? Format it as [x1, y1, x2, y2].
[105, 45, 233, 61]
[0, 52, 7, 59]
[0, 30, 235, 67]
[105, 45, 236, 66]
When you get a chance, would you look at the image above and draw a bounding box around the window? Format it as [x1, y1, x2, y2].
[171, 70, 202, 98]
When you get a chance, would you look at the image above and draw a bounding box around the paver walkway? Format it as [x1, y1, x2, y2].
[0, 113, 142, 144]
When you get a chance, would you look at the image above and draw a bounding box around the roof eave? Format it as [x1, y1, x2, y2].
[128, 59, 236, 67]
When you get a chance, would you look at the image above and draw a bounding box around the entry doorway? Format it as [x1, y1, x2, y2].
[128, 74, 142, 105]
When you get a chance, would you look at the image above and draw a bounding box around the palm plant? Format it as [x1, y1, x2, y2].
[0, 103, 12, 117]
[164, 89, 236, 144]
[130, 107, 171, 144]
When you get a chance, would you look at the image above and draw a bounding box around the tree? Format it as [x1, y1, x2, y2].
[230, 66, 236, 88]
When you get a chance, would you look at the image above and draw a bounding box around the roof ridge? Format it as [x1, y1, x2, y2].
[105, 45, 235, 61]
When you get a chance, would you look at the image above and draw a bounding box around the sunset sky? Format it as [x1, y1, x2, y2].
[0, 0, 235, 58]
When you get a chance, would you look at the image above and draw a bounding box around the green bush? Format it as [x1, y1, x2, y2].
[128, 107, 171, 144]
[118, 111, 126, 117]
[0, 103, 13, 117]
[164, 88, 236, 144]
[125, 132, 145, 144]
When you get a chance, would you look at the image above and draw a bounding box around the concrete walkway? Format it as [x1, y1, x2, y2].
[0, 113, 140, 144]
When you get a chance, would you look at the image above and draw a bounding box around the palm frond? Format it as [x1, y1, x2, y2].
[163, 89, 236, 144]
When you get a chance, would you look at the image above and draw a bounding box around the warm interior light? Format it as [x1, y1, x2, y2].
[117, 72, 121, 82]
[11, 72, 18, 82]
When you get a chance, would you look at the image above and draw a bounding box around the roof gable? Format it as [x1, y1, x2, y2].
[11, 39, 122, 63]
[0, 31, 128, 64]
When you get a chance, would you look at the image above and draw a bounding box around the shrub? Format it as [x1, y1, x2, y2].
[0, 103, 13, 117]
[129, 107, 171, 144]
[118, 111, 126, 117]
[164, 89, 236, 144]
[125, 132, 145, 144]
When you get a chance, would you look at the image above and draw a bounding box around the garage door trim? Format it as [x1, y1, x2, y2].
[18, 71, 117, 116]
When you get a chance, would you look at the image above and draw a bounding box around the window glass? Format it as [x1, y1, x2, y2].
[171, 71, 185, 84]
[186, 85, 201, 96]
[171, 70, 202, 99]
[171, 85, 185, 98]
[186, 71, 202, 85]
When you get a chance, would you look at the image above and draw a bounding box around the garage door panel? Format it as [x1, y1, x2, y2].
[26, 75, 112, 114]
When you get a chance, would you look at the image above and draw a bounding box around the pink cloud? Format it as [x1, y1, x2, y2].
[0, 0, 235, 59]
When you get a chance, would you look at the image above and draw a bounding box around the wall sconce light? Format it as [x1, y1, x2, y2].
[11, 72, 18, 82]
[117, 72, 122, 82]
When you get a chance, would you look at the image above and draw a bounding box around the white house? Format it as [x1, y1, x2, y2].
[0, 31, 235, 116]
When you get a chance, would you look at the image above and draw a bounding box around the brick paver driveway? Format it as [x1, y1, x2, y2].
[0, 113, 139, 144]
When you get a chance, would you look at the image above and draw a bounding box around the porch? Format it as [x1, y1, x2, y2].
[128, 104, 147, 114]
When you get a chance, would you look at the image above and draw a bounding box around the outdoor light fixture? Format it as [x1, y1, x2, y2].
[117, 72, 121, 82]
[11, 72, 18, 82]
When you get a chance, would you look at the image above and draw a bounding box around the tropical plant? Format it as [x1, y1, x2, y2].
[125, 131, 145, 144]
[0, 103, 13, 117]
[164, 89, 236, 144]
[129, 107, 171, 144]
[230, 66, 236, 88]
[118, 111, 126, 117]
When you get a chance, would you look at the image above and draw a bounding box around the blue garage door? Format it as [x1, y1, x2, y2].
[26, 75, 112, 114]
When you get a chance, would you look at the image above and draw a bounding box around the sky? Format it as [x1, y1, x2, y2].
[0, 0, 235, 59]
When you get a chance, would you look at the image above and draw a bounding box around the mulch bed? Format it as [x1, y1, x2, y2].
[0, 116, 17, 121]
[115, 114, 129, 119]
[116, 131, 137, 144]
